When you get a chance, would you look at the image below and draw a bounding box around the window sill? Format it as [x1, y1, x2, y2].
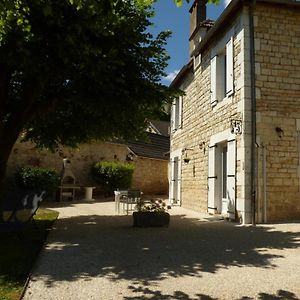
[172, 128, 182, 137]
[212, 95, 233, 111]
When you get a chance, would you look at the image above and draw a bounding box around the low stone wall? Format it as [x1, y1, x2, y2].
[6, 140, 168, 196]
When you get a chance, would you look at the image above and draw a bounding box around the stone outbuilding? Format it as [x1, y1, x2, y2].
[169, 0, 300, 223]
[7, 130, 170, 196]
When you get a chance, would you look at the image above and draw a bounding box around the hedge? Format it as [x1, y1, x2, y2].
[16, 166, 60, 194]
[92, 161, 135, 194]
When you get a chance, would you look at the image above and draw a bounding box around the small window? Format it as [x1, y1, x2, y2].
[171, 96, 183, 132]
[193, 53, 201, 70]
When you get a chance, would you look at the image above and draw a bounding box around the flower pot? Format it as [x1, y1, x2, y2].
[133, 211, 170, 227]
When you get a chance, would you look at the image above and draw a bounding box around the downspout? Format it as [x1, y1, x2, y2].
[249, 0, 257, 226]
[263, 143, 267, 223]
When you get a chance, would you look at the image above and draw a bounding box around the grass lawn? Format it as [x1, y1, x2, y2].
[0, 208, 59, 300]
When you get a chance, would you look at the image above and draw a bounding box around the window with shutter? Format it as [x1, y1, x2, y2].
[210, 56, 217, 106]
[178, 96, 183, 129]
[210, 36, 234, 107]
[226, 37, 234, 96]
[226, 139, 236, 220]
[171, 97, 183, 132]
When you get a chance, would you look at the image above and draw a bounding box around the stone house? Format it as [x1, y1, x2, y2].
[169, 0, 300, 223]
[7, 130, 170, 196]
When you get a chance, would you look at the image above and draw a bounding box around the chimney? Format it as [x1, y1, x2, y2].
[189, 0, 207, 37]
[189, 0, 210, 57]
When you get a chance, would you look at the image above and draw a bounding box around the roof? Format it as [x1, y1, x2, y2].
[189, 19, 215, 41]
[169, 60, 193, 89]
[191, 0, 300, 57]
[170, 0, 300, 89]
[148, 120, 170, 136]
[127, 133, 170, 160]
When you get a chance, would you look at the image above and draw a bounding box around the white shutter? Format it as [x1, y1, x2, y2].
[177, 157, 182, 205]
[210, 56, 218, 106]
[226, 37, 234, 96]
[226, 139, 236, 220]
[169, 158, 175, 203]
[208, 145, 217, 214]
[178, 96, 183, 129]
[171, 100, 176, 132]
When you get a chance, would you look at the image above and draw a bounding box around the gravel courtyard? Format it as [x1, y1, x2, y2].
[23, 200, 300, 300]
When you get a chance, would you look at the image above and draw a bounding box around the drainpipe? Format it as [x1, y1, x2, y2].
[248, 0, 257, 226]
[263, 143, 267, 223]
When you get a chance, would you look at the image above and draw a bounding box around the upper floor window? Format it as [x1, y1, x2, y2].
[171, 96, 183, 133]
[210, 37, 234, 107]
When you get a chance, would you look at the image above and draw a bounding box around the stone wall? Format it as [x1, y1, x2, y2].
[132, 157, 168, 195]
[254, 3, 300, 221]
[6, 140, 168, 196]
[171, 8, 247, 214]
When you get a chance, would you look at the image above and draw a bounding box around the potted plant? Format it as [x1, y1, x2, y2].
[133, 199, 170, 227]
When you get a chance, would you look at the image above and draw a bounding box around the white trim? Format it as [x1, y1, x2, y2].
[209, 129, 236, 147]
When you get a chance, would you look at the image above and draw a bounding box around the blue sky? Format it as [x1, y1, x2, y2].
[150, 0, 229, 85]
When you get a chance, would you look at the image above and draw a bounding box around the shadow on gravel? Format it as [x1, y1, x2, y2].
[34, 213, 300, 290]
[122, 288, 299, 300]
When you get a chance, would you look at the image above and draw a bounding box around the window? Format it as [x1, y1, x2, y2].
[193, 53, 201, 70]
[171, 96, 182, 132]
[210, 37, 234, 107]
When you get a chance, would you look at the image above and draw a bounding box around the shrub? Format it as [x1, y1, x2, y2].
[16, 166, 60, 194]
[92, 161, 135, 194]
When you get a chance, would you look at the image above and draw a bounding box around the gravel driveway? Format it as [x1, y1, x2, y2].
[23, 200, 300, 300]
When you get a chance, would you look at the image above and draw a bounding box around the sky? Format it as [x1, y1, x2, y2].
[150, 0, 230, 85]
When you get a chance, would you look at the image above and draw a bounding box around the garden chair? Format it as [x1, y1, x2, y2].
[0, 191, 46, 234]
[120, 190, 142, 215]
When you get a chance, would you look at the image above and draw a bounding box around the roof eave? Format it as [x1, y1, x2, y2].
[169, 60, 193, 89]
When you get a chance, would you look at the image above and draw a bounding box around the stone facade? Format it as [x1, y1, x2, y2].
[254, 3, 300, 222]
[171, 8, 249, 219]
[170, 0, 300, 223]
[6, 140, 168, 196]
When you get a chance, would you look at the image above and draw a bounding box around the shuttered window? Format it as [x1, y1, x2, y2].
[210, 36, 234, 107]
[171, 96, 183, 132]
[226, 37, 234, 96]
[210, 56, 217, 107]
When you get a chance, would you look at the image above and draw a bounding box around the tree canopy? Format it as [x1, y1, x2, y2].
[0, 0, 174, 151]
[0, 0, 178, 210]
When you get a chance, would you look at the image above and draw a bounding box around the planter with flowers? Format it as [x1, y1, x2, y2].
[133, 199, 170, 227]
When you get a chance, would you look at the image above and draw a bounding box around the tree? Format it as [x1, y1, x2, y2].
[0, 0, 175, 211]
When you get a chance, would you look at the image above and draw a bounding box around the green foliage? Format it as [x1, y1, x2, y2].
[0, 0, 174, 152]
[16, 166, 60, 193]
[92, 161, 135, 194]
[137, 198, 168, 212]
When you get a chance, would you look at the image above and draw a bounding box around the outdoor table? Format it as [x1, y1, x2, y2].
[114, 190, 128, 213]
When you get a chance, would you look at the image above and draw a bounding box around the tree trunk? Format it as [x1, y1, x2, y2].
[0, 130, 22, 222]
